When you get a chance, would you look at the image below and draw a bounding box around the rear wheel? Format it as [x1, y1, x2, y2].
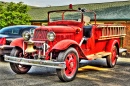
[56, 47, 79, 82]
[10, 48, 31, 74]
[106, 46, 118, 68]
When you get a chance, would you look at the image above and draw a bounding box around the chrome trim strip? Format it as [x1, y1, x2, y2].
[4, 55, 66, 69]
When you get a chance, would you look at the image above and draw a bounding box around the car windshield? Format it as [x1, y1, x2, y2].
[0, 26, 22, 35]
[49, 11, 82, 22]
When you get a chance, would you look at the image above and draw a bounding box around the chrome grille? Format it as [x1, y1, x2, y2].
[33, 29, 48, 41]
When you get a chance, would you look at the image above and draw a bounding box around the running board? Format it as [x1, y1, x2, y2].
[86, 52, 111, 60]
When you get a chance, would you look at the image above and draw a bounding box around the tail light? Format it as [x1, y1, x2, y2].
[0, 37, 6, 45]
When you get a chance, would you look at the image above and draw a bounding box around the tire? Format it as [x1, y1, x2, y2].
[0, 55, 4, 61]
[10, 47, 31, 74]
[56, 47, 79, 82]
[106, 46, 118, 68]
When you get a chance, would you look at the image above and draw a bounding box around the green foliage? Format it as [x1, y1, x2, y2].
[0, 2, 31, 28]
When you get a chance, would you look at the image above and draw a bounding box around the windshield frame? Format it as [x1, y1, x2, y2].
[48, 9, 97, 25]
[48, 10, 84, 23]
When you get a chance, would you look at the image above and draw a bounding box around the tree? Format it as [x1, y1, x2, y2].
[0, 2, 31, 28]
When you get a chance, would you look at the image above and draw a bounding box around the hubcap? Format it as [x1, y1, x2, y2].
[65, 53, 77, 77]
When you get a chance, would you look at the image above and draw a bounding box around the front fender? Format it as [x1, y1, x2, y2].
[105, 39, 119, 54]
[52, 40, 79, 51]
[10, 38, 27, 50]
[51, 39, 86, 58]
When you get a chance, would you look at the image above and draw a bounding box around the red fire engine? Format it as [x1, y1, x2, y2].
[4, 7, 126, 82]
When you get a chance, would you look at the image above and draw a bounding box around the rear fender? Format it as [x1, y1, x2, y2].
[10, 38, 27, 50]
[105, 39, 119, 54]
[51, 39, 86, 58]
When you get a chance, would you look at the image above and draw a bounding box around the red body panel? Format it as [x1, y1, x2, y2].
[50, 39, 86, 58]
[10, 38, 27, 50]
[51, 39, 79, 50]
[48, 20, 83, 28]
[38, 25, 80, 33]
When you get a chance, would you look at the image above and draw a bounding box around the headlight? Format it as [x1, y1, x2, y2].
[47, 31, 56, 41]
[22, 31, 31, 41]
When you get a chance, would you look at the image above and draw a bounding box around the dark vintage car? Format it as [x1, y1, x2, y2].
[0, 25, 39, 61]
[0, 25, 39, 45]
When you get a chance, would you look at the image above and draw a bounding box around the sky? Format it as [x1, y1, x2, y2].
[0, 0, 128, 7]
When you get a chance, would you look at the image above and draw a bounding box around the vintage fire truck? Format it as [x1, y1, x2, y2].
[4, 6, 126, 82]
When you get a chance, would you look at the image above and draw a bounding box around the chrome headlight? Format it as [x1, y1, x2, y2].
[22, 31, 31, 41]
[47, 31, 56, 41]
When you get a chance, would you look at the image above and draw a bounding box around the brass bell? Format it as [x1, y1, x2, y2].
[25, 42, 36, 53]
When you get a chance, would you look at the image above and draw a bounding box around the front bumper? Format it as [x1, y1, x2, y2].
[4, 55, 66, 69]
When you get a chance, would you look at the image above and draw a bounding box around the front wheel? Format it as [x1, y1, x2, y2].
[10, 48, 31, 74]
[56, 47, 79, 82]
[106, 46, 118, 68]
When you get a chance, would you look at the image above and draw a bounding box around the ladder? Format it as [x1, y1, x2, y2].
[97, 25, 126, 40]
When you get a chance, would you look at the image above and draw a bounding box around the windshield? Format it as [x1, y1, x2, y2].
[49, 11, 82, 22]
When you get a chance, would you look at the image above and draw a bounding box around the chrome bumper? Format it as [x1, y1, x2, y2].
[4, 55, 66, 69]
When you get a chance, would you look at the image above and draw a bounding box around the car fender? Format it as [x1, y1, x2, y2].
[51, 39, 86, 57]
[10, 38, 27, 50]
[105, 39, 119, 54]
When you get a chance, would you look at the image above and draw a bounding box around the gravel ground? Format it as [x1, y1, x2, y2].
[0, 57, 130, 86]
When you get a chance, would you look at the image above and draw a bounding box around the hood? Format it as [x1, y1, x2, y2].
[0, 34, 20, 41]
[0, 34, 9, 38]
[36, 26, 81, 33]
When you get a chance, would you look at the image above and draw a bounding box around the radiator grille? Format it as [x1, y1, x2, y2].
[33, 29, 48, 41]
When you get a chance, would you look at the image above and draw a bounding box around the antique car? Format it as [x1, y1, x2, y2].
[0, 25, 39, 61]
[4, 6, 126, 82]
[0, 25, 39, 44]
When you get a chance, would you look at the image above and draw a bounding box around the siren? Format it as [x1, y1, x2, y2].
[69, 4, 73, 9]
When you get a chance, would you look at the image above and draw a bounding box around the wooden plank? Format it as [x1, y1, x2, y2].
[86, 52, 111, 60]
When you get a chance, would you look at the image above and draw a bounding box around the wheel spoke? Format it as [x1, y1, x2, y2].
[65, 68, 71, 74]
[66, 59, 70, 67]
[106, 46, 118, 68]
[65, 55, 73, 74]
[111, 48, 116, 64]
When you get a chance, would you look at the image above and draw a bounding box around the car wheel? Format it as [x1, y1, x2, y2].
[56, 47, 79, 82]
[10, 48, 31, 74]
[106, 46, 118, 68]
